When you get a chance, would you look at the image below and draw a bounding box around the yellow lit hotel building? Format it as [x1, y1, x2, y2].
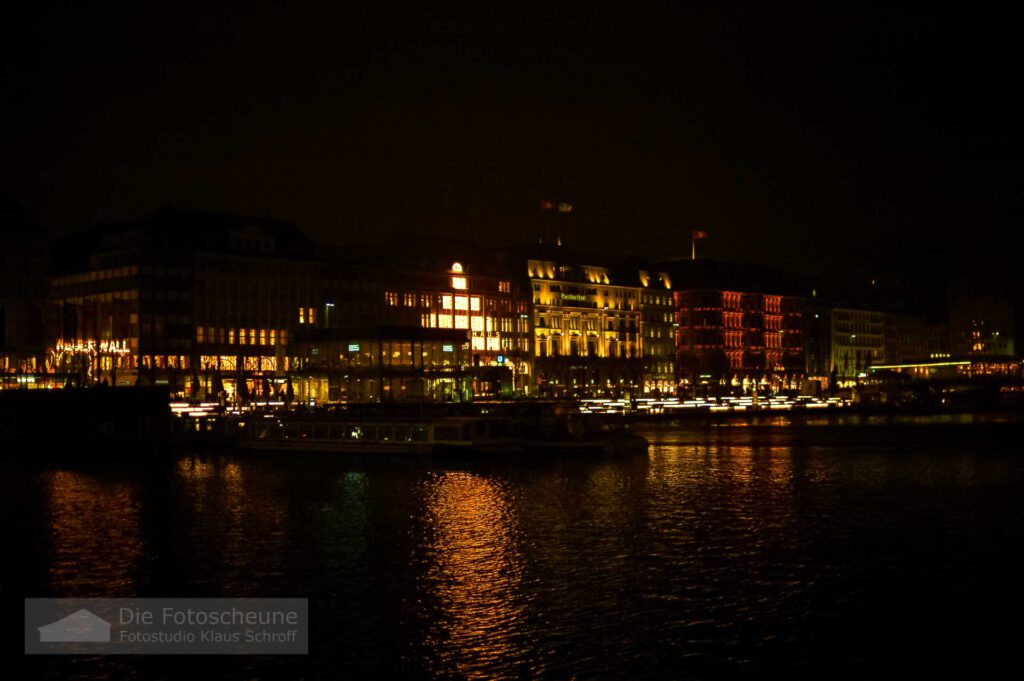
[527, 254, 644, 396]
[529, 259, 639, 359]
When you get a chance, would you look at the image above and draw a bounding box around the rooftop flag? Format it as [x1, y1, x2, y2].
[691, 229, 708, 260]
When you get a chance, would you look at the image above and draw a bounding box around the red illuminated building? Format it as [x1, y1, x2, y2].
[666, 260, 804, 390]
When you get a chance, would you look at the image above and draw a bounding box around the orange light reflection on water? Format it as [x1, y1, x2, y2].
[418, 471, 527, 679]
[45, 469, 143, 595]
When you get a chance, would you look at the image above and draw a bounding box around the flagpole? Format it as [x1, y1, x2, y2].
[691, 236, 695, 260]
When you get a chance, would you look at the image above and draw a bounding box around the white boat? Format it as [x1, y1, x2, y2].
[241, 414, 524, 456]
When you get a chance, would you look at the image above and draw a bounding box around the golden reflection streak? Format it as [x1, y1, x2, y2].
[647, 435, 796, 488]
[45, 470, 142, 594]
[419, 471, 525, 679]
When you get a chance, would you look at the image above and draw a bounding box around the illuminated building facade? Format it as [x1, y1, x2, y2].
[829, 307, 886, 378]
[635, 268, 675, 393]
[380, 259, 532, 397]
[288, 326, 473, 402]
[663, 259, 804, 390]
[674, 290, 804, 385]
[46, 208, 332, 397]
[190, 249, 325, 400]
[527, 251, 643, 397]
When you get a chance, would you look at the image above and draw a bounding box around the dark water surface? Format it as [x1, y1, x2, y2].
[5, 415, 1024, 679]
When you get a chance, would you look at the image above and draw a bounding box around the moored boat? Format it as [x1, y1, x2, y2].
[240, 414, 524, 456]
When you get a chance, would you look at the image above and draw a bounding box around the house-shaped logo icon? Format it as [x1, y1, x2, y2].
[38, 609, 111, 643]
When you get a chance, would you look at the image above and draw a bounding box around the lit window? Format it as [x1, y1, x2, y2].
[442, 295, 453, 309]
[307, 309, 315, 324]
[269, 330, 277, 346]
[196, 327, 204, 342]
[298, 308, 306, 324]
[228, 329, 236, 344]
[454, 296, 468, 311]
[455, 315, 469, 329]
[471, 316, 484, 332]
[471, 337, 486, 350]
[259, 329, 266, 345]
[239, 329, 246, 345]
[438, 314, 453, 329]
[452, 276, 467, 290]
[470, 296, 481, 311]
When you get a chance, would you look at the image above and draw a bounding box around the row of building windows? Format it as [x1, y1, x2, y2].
[198, 355, 279, 372]
[196, 327, 289, 346]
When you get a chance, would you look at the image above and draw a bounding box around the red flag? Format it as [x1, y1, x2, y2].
[692, 230, 708, 240]
[540, 200, 555, 210]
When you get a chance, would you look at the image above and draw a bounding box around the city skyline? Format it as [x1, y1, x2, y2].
[4, 203, 1017, 399]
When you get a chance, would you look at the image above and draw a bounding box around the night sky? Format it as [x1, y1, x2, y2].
[3, 4, 1022, 286]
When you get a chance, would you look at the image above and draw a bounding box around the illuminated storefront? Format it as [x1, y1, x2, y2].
[382, 260, 531, 397]
[288, 326, 473, 403]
